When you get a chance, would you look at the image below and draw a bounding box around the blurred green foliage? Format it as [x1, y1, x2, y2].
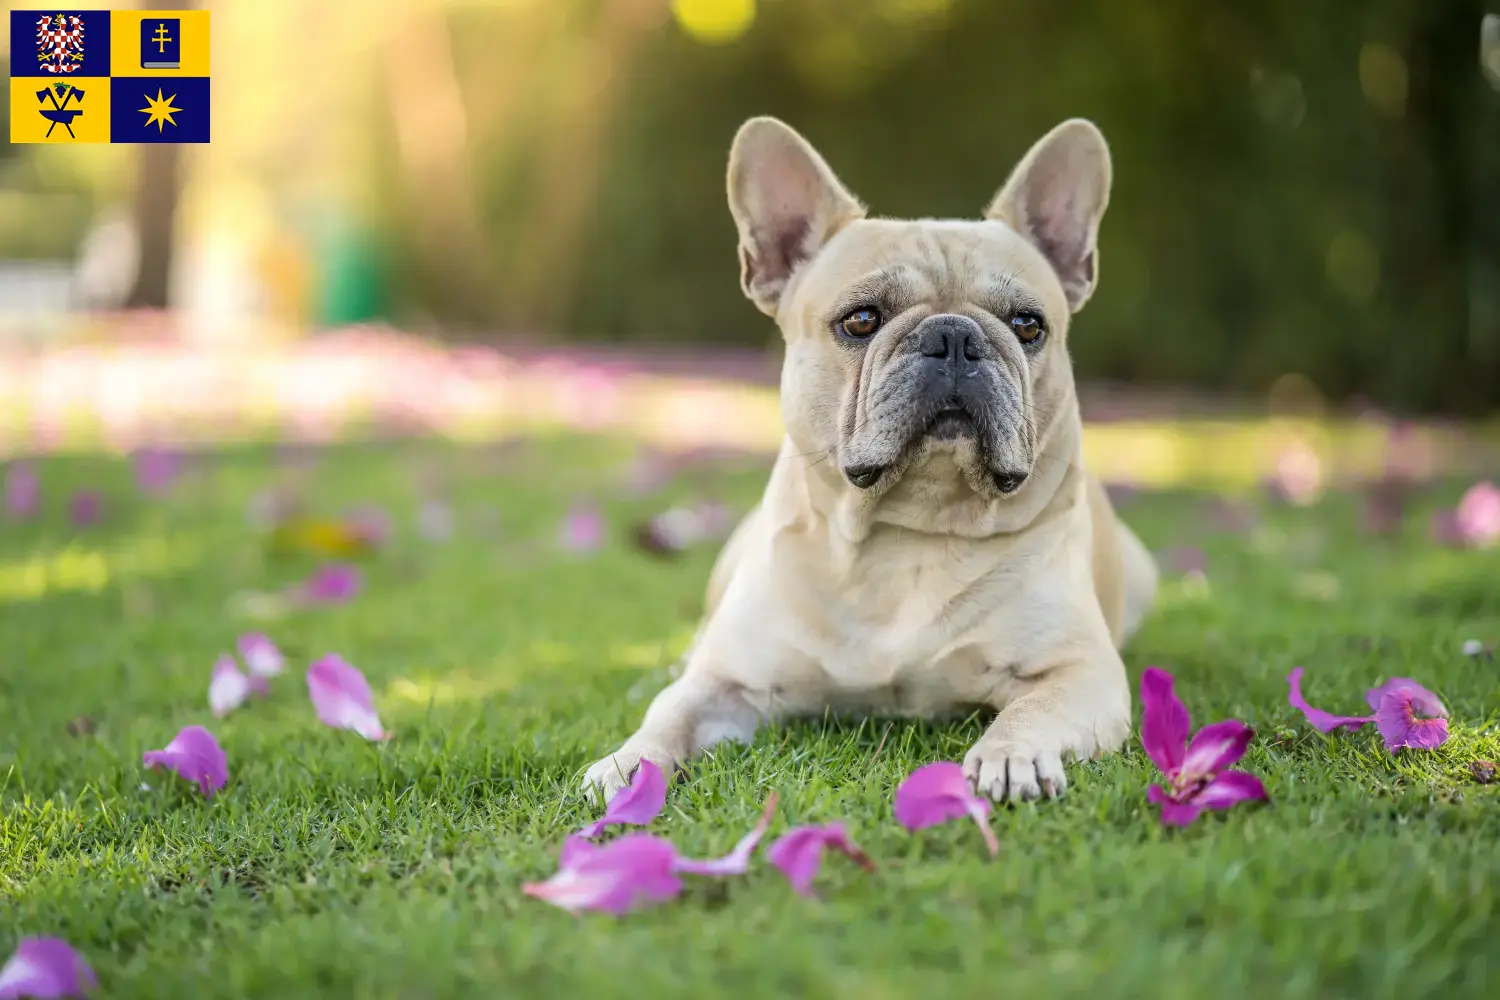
[380, 0, 1500, 414]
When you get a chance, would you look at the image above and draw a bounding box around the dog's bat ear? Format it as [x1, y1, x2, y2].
[727, 117, 865, 316]
[986, 119, 1112, 313]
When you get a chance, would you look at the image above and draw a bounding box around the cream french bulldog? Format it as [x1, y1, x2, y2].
[584, 116, 1158, 803]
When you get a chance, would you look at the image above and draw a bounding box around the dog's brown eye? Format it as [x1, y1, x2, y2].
[1011, 313, 1045, 345]
[838, 308, 882, 339]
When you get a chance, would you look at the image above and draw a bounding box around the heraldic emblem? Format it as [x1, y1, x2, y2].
[34, 13, 86, 75]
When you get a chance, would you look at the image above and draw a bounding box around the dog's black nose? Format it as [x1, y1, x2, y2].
[994, 470, 1028, 494]
[844, 464, 885, 489]
[916, 314, 984, 364]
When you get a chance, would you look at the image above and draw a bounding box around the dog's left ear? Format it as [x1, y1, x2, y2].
[985, 119, 1112, 312]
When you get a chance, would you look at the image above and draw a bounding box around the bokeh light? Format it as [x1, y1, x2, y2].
[671, 0, 756, 44]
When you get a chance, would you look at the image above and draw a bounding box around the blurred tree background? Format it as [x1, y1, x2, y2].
[3, 0, 1500, 414]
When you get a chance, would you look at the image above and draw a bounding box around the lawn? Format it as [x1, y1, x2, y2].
[2, 433, 1498, 999]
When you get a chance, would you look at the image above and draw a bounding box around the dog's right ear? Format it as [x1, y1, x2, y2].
[727, 117, 865, 316]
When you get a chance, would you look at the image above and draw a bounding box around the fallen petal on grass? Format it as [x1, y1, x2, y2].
[209, 655, 265, 717]
[1286, 667, 1373, 733]
[1454, 481, 1500, 548]
[1372, 686, 1449, 752]
[1364, 677, 1447, 717]
[1264, 441, 1323, 506]
[1432, 481, 1500, 549]
[560, 501, 605, 553]
[306, 655, 389, 740]
[237, 633, 285, 678]
[133, 447, 182, 496]
[526, 794, 779, 914]
[1287, 668, 1449, 754]
[673, 792, 778, 876]
[578, 759, 667, 838]
[894, 762, 997, 856]
[0, 937, 97, 999]
[766, 822, 876, 896]
[523, 834, 683, 915]
[294, 563, 363, 605]
[142, 725, 228, 798]
[4, 462, 40, 518]
[67, 491, 103, 528]
[345, 505, 394, 546]
[1141, 667, 1266, 827]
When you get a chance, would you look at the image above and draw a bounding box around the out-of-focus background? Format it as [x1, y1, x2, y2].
[3, 0, 1500, 472]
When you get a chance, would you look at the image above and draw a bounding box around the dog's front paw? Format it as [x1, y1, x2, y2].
[581, 745, 677, 803]
[962, 707, 1129, 803]
[962, 736, 1069, 803]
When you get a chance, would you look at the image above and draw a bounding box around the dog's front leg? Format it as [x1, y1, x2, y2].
[581, 670, 762, 802]
[963, 645, 1131, 803]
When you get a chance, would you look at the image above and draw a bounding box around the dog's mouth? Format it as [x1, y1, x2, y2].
[924, 406, 978, 442]
[841, 400, 1029, 495]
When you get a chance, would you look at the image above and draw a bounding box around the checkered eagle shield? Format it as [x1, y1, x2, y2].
[34, 13, 85, 75]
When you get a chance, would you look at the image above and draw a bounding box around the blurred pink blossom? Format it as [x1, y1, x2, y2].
[295, 563, 363, 604]
[344, 505, 393, 547]
[1264, 440, 1324, 506]
[133, 446, 182, 495]
[67, 490, 103, 528]
[1432, 481, 1500, 549]
[306, 654, 388, 740]
[560, 501, 605, 553]
[4, 462, 39, 519]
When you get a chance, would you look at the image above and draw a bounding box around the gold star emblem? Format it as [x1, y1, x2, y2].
[138, 88, 181, 132]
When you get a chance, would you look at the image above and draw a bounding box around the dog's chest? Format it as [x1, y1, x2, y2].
[792, 538, 1023, 712]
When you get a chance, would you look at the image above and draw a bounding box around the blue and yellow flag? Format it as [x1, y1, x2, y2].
[9, 9, 209, 144]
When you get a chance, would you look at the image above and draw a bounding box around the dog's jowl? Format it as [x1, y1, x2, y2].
[583, 117, 1159, 804]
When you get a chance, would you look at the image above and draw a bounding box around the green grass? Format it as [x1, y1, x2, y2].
[2, 435, 1498, 999]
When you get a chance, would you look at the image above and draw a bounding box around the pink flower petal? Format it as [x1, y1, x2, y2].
[672, 792, 779, 876]
[208, 656, 262, 717]
[142, 725, 228, 798]
[296, 563, 362, 605]
[1286, 667, 1373, 733]
[578, 759, 667, 838]
[560, 501, 604, 553]
[528, 795, 780, 914]
[306, 655, 388, 740]
[1455, 480, 1500, 548]
[0, 937, 97, 999]
[1139, 667, 1190, 776]
[1266, 442, 1323, 506]
[893, 762, 997, 857]
[766, 823, 876, 897]
[344, 505, 393, 546]
[1374, 688, 1450, 752]
[133, 447, 181, 495]
[523, 834, 683, 915]
[1189, 770, 1268, 812]
[237, 633, 284, 678]
[4, 462, 40, 519]
[557, 834, 598, 870]
[1364, 677, 1447, 718]
[1147, 784, 1203, 827]
[1180, 719, 1254, 776]
[67, 491, 103, 528]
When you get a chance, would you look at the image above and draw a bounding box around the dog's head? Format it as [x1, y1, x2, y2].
[727, 117, 1110, 526]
